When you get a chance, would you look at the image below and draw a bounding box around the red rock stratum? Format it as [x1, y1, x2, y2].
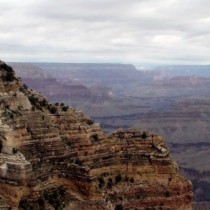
[0, 61, 193, 210]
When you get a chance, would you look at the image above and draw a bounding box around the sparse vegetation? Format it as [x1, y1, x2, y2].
[124, 176, 128, 182]
[75, 158, 83, 166]
[37, 198, 45, 207]
[48, 106, 57, 114]
[98, 177, 105, 189]
[141, 132, 147, 139]
[0, 63, 15, 81]
[115, 174, 122, 184]
[40, 99, 47, 107]
[62, 106, 68, 111]
[136, 194, 140, 199]
[66, 142, 71, 146]
[23, 84, 28, 90]
[107, 178, 113, 189]
[91, 134, 98, 141]
[12, 147, 18, 154]
[115, 204, 123, 210]
[86, 119, 94, 125]
[28, 95, 38, 105]
[130, 177, 134, 183]
[0, 63, 13, 72]
[165, 191, 170, 197]
[19, 199, 35, 210]
[5, 71, 15, 81]
[0, 140, 2, 153]
[42, 188, 67, 210]
[28, 95, 43, 111]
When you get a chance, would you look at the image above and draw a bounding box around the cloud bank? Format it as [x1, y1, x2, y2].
[0, 0, 210, 64]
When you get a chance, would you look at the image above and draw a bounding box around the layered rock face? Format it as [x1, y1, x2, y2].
[133, 99, 210, 144]
[132, 99, 210, 204]
[0, 61, 193, 210]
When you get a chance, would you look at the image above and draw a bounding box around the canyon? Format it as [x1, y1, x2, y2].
[0, 61, 194, 209]
[9, 62, 210, 207]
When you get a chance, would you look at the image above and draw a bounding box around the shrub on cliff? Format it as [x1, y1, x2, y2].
[0, 140, 2, 153]
[37, 198, 44, 207]
[0, 62, 13, 72]
[75, 158, 83, 166]
[91, 134, 98, 141]
[4, 71, 15, 81]
[23, 84, 28, 90]
[28, 95, 38, 105]
[115, 204, 123, 210]
[115, 174, 122, 184]
[49, 106, 57, 114]
[19, 199, 34, 210]
[130, 177, 134, 183]
[40, 99, 47, 107]
[62, 106, 68, 111]
[12, 147, 18, 154]
[165, 191, 170, 197]
[0, 63, 15, 81]
[107, 178, 113, 189]
[86, 119, 94, 125]
[43, 188, 67, 210]
[141, 132, 147, 139]
[98, 177, 105, 188]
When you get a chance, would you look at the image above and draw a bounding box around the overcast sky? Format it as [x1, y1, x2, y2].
[1, 0, 210, 65]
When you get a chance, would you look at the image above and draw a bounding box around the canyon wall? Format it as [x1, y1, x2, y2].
[133, 99, 210, 204]
[0, 61, 193, 210]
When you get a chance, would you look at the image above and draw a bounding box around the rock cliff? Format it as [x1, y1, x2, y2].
[132, 99, 210, 203]
[0, 61, 193, 210]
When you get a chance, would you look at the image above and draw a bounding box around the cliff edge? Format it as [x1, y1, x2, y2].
[0, 61, 193, 210]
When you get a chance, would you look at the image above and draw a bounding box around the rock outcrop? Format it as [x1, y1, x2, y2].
[0, 61, 193, 210]
[132, 99, 210, 203]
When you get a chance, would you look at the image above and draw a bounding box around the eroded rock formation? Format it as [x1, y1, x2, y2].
[0, 61, 193, 210]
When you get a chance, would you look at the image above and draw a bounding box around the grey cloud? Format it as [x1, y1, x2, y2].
[0, 0, 210, 64]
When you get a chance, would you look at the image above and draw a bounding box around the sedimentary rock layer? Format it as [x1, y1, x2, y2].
[0, 61, 193, 210]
